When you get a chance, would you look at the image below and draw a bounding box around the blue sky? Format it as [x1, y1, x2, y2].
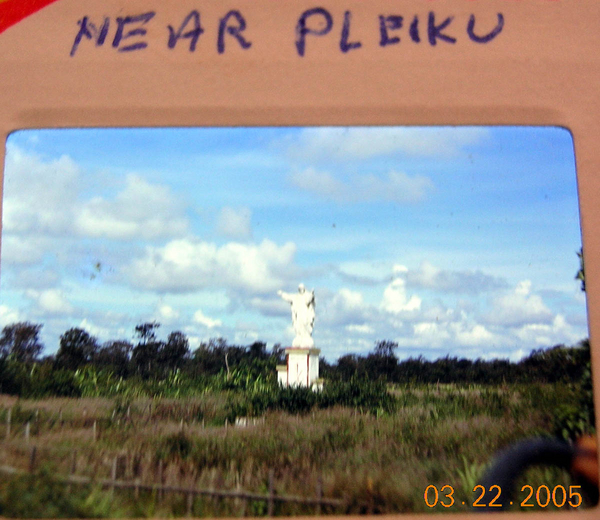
[0, 126, 587, 361]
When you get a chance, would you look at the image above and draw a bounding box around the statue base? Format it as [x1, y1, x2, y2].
[277, 345, 320, 389]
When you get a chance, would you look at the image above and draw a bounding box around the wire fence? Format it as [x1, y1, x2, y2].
[0, 446, 345, 517]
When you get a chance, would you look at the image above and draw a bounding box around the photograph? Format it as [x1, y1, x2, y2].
[0, 126, 595, 516]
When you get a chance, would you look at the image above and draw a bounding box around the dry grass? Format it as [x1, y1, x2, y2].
[0, 383, 590, 516]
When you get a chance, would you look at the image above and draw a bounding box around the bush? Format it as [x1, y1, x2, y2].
[554, 361, 596, 441]
[321, 377, 397, 414]
[0, 360, 81, 398]
[227, 376, 396, 419]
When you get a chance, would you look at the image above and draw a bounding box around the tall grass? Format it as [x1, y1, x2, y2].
[0, 382, 591, 516]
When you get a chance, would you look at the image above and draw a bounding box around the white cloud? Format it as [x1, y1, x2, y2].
[288, 127, 488, 160]
[26, 289, 74, 315]
[193, 309, 222, 329]
[156, 304, 180, 324]
[125, 239, 296, 295]
[75, 174, 188, 240]
[337, 260, 390, 285]
[346, 324, 374, 334]
[321, 288, 373, 327]
[406, 261, 508, 294]
[3, 147, 188, 242]
[249, 296, 289, 317]
[485, 280, 553, 327]
[78, 318, 113, 341]
[513, 314, 581, 347]
[3, 147, 80, 235]
[413, 322, 451, 344]
[291, 168, 433, 204]
[0, 236, 47, 265]
[290, 168, 347, 200]
[381, 277, 422, 314]
[124, 238, 297, 295]
[450, 323, 496, 347]
[216, 206, 252, 239]
[0, 305, 22, 328]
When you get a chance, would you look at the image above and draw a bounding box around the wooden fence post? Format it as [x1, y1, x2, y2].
[25, 421, 30, 443]
[315, 475, 323, 515]
[267, 469, 275, 517]
[70, 449, 77, 474]
[186, 489, 194, 517]
[157, 460, 164, 502]
[111, 457, 117, 497]
[92, 420, 97, 442]
[5, 407, 11, 440]
[29, 446, 37, 473]
[67, 449, 77, 493]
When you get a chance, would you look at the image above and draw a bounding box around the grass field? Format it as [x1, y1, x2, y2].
[0, 382, 594, 517]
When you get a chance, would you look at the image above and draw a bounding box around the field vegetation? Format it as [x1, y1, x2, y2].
[0, 380, 593, 517]
[0, 317, 595, 516]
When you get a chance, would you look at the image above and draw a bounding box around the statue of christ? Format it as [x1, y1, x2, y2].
[277, 284, 315, 347]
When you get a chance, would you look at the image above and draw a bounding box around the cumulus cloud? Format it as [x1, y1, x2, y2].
[450, 322, 497, 347]
[124, 238, 297, 295]
[320, 288, 374, 327]
[3, 147, 80, 235]
[0, 305, 22, 328]
[405, 261, 508, 294]
[513, 314, 581, 347]
[291, 168, 433, 203]
[77, 318, 115, 341]
[193, 309, 222, 329]
[156, 304, 180, 324]
[216, 206, 252, 239]
[3, 147, 188, 241]
[287, 127, 488, 160]
[484, 280, 554, 327]
[26, 289, 74, 315]
[381, 266, 422, 314]
[75, 174, 188, 240]
[413, 321, 451, 344]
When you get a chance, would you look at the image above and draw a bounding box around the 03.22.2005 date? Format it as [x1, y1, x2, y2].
[424, 484, 583, 509]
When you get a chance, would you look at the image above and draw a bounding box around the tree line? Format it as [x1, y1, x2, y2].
[0, 319, 591, 398]
[321, 339, 591, 385]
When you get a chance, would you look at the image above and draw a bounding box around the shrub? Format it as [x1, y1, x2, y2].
[227, 376, 396, 419]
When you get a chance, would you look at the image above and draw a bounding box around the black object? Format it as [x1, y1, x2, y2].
[475, 438, 577, 512]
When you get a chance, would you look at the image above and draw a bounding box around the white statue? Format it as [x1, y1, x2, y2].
[278, 284, 315, 347]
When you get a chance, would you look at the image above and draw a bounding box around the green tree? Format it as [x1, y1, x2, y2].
[55, 328, 98, 370]
[161, 331, 190, 370]
[0, 322, 43, 363]
[95, 340, 133, 377]
[366, 340, 399, 380]
[131, 322, 163, 378]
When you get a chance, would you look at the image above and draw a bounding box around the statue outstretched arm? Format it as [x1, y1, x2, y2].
[277, 290, 294, 303]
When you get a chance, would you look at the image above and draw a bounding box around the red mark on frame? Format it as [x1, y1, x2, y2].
[0, 0, 61, 35]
